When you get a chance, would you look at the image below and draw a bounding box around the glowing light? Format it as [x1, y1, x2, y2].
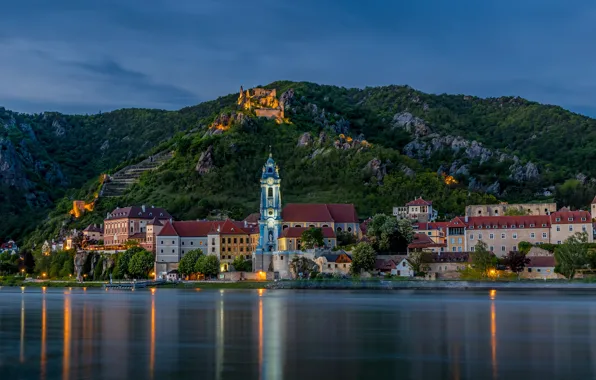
[258, 289, 265, 297]
[21, 286, 25, 293]
[42, 286, 47, 293]
[491, 301, 497, 379]
[42, 273, 46, 277]
[63, 296, 71, 380]
[489, 289, 497, 300]
[151, 288, 156, 295]
[442, 172, 458, 185]
[257, 271, 267, 281]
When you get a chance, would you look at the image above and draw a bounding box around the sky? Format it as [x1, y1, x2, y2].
[1, 0, 595, 116]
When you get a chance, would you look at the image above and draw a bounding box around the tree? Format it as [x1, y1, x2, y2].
[518, 241, 533, 254]
[350, 242, 376, 275]
[202, 255, 220, 278]
[179, 249, 203, 277]
[502, 251, 530, 279]
[231, 256, 252, 272]
[407, 250, 434, 276]
[366, 214, 414, 253]
[301, 228, 325, 250]
[337, 231, 357, 247]
[125, 240, 140, 248]
[471, 241, 496, 277]
[117, 247, 144, 278]
[555, 232, 588, 280]
[128, 249, 154, 278]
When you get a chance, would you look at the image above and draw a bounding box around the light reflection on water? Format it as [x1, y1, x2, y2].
[1, 288, 596, 379]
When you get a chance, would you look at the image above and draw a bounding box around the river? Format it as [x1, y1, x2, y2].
[1, 287, 596, 379]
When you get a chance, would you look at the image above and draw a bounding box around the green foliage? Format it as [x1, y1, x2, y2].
[336, 231, 357, 247]
[300, 228, 325, 249]
[178, 249, 203, 276]
[128, 249, 154, 278]
[366, 214, 414, 253]
[231, 256, 252, 272]
[289, 256, 317, 278]
[117, 247, 144, 278]
[504, 208, 529, 216]
[518, 241, 533, 254]
[471, 241, 497, 277]
[0, 252, 19, 275]
[555, 232, 589, 280]
[350, 242, 377, 275]
[502, 251, 530, 277]
[201, 255, 220, 278]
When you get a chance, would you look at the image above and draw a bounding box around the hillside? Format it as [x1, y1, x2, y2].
[6, 80, 596, 245]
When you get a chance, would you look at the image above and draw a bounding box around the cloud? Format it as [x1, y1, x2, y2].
[0, 0, 594, 117]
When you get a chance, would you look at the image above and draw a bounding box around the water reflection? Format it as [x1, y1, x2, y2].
[20, 298, 25, 363]
[41, 297, 47, 380]
[63, 296, 71, 380]
[3, 289, 596, 379]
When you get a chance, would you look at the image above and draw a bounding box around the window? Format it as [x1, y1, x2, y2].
[191, 241, 194, 246]
[528, 268, 532, 273]
[172, 249, 175, 253]
[501, 233, 506, 239]
[470, 234, 474, 240]
[182, 242, 185, 246]
[537, 268, 541, 272]
[582, 217, 587, 221]
[348, 227, 352, 233]
[452, 247, 456, 252]
[200, 241, 203, 246]
[161, 241, 163, 245]
[513, 233, 518, 239]
[403, 261, 406, 267]
[172, 240, 175, 244]
[557, 240, 562, 244]
[530, 233, 535, 238]
[335, 264, 338, 268]
[500, 246, 505, 252]
[471, 246, 475, 252]
[212, 238, 215, 244]
[490, 246, 494, 252]
[458, 247, 462, 252]
[227, 238, 231, 244]
[556, 226, 561, 232]
[344, 264, 347, 268]
[268, 187, 273, 197]
[530, 224, 535, 227]
[458, 238, 462, 244]
[568, 217, 573, 222]
[490, 233, 494, 239]
[513, 246, 517, 251]
[240, 238, 244, 244]
[511, 225, 516, 228]
[478, 233, 483, 240]
[428, 232, 432, 236]
[160, 249, 163, 253]
[542, 233, 547, 239]
[450, 238, 455, 244]
[280, 256, 283, 260]
[234, 238, 237, 244]
[328, 264, 331, 268]
[212, 247, 215, 253]
[583, 225, 587, 232]
[556, 218, 561, 222]
[569, 226, 573, 232]
[240, 247, 244, 252]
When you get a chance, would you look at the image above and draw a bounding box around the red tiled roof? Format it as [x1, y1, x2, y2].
[320, 253, 352, 263]
[326, 204, 359, 223]
[157, 221, 178, 236]
[414, 222, 449, 230]
[218, 219, 251, 235]
[129, 232, 147, 240]
[233, 221, 259, 234]
[465, 215, 551, 228]
[406, 198, 432, 206]
[280, 227, 336, 238]
[528, 256, 556, 267]
[447, 217, 466, 228]
[408, 233, 446, 248]
[550, 210, 591, 224]
[243, 213, 260, 224]
[84, 224, 104, 233]
[282, 203, 358, 223]
[107, 206, 171, 220]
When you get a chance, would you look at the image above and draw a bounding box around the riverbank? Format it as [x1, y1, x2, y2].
[0, 278, 271, 289]
[268, 279, 596, 291]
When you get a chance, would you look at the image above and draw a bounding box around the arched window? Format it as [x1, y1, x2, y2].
[322, 224, 329, 228]
[337, 227, 342, 232]
[268, 188, 273, 197]
[283, 225, 289, 230]
[347, 227, 352, 233]
[268, 167, 273, 173]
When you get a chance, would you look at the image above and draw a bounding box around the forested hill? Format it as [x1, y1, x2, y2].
[4, 81, 596, 245]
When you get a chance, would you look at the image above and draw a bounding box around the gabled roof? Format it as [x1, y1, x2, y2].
[414, 222, 449, 230]
[550, 210, 591, 224]
[83, 224, 103, 233]
[147, 218, 162, 226]
[217, 219, 251, 235]
[527, 256, 556, 267]
[158, 221, 179, 237]
[320, 253, 352, 263]
[280, 227, 336, 239]
[243, 213, 260, 224]
[447, 217, 466, 228]
[107, 206, 171, 220]
[375, 259, 397, 270]
[406, 198, 432, 206]
[408, 233, 446, 249]
[282, 203, 358, 223]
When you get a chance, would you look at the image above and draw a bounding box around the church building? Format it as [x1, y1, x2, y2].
[253, 153, 361, 272]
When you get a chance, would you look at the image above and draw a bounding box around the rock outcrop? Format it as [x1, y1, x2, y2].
[297, 132, 313, 147]
[196, 145, 215, 175]
[392, 112, 432, 137]
[52, 120, 66, 137]
[0, 138, 30, 189]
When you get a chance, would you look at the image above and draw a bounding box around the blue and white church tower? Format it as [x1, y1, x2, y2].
[254, 152, 283, 272]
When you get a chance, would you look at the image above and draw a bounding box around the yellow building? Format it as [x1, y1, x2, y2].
[278, 227, 337, 251]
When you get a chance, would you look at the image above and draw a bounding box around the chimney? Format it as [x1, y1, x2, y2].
[244, 220, 247, 227]
[464, 216, 469, 223]
[142, 205, 146, 213]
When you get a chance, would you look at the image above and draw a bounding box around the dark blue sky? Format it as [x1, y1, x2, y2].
[1, 0, 595, 116]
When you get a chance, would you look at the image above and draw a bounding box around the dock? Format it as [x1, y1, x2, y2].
[103, 280, 166, 290]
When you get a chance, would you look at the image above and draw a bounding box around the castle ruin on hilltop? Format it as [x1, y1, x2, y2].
[237, 86, 285, 123]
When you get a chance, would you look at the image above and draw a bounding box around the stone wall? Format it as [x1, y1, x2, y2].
[466, 203, 557, 217]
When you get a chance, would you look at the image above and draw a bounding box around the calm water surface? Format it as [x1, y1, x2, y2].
[1, 287, 596, 379]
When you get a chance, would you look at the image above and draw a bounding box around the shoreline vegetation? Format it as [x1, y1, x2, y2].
[4, 278, 596, 291]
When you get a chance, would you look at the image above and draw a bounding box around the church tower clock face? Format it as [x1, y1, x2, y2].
[267, 219, 275, 228]
[267, 177, 274, 185]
